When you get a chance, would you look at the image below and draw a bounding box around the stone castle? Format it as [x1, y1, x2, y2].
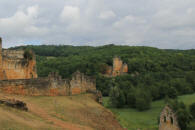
[0, 38, 97, 96]
[105, 56, 128, 77]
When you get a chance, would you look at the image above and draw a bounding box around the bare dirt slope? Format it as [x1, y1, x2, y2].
[0, 93, 123, 130]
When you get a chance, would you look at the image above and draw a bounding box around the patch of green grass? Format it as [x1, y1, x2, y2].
[103, 94, 195, 130]
[178, 94, 195, 106]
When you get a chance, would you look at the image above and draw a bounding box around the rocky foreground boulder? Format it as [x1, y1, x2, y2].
[0, 98, 28, 111]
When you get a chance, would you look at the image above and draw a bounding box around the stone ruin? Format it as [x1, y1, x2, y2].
[0, 37, 98, 98]
[159, 105, 180, 130]
[70, 71, 96, 95]
[105, 56, 128, 77]
[0, 71, 97, 96]
[0, 37, 37, 80]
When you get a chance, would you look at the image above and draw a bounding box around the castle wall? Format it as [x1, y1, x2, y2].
[0, 78, 69, 96]
[70, 71, 96, 95]
[1, 50, 37, 80]
[0, 38, 37, 80]
[0, 71, 96, 96]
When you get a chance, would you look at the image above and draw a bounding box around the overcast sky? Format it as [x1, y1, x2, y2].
[0, 0, 195, 49]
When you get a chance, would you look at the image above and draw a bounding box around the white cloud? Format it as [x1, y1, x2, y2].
[113, 15, 146, 28]
[0, 5, 48, 36]
[27, 5, 38, 17]
[60, 6, 80, 22]
[99, 10, 116, 19]
[0, 0, 194, 49]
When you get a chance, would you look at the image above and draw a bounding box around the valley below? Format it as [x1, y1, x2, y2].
[103, 94, 195, 130]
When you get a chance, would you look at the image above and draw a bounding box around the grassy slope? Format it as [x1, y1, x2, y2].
[0, 93, 123, 130]
[103, 94, 195, 130]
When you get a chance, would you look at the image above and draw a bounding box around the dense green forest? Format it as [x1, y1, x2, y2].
[11, 45, 195, 111]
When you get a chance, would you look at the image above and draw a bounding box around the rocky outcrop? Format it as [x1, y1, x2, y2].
[0, 37, 37, 80]
[159, 105, 180, 130]
[105, 56, 128, 77]
[95, 90, 103, 104]
[0, 98, 28, 111]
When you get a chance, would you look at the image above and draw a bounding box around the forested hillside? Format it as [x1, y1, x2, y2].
[11, 45, 195, 110]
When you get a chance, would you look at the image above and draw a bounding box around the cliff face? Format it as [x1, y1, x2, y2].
[105, 57, 128, 77]
[0, 38, 37, 80]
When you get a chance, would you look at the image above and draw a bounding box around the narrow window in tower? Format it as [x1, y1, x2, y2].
[164, 116, 166, 122]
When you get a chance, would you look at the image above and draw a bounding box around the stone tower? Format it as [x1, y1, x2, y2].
[159, 105, 180, 130]
[104, 56, 128, 77]
[0, 37, 2, 67]
[0, 37, 5, 80]
[112, 57, 128, 76]
[112, 57, 123, 76]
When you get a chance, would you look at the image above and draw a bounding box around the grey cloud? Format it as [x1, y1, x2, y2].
[0, 0, 195, 49]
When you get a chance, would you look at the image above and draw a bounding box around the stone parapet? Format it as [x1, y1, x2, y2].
[0, 71, 96, 96]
